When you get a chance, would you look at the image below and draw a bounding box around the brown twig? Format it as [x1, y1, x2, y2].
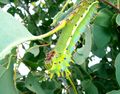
[98, 0, 120, 13]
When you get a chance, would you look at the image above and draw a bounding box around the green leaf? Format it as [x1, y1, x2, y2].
[94, 8, 113, 27]
[81, 79, 98, 94]
[22, 52, 39, 70]
[106, 90, 120, 94]
[25, 73, 45, 94]
[115, 53, 120, 86]
[90, 61, 113, 79]
[26, 45, 40, 57]
[41, 79, 61, 94]
[92, 22, 111, 58]
[0, 56, 19, 94]
[92, 24, 111, 48]
[0, 0, 10, 4]
[27, 20, 41, 35]
[0, 9, 33, 60]
[48, 5, 59, 17]
[92, 43, 106, 58]
[73, 28, 92, 65]
[116, 14, 120, 26]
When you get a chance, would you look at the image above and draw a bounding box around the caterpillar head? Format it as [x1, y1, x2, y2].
[45, 50, 71, 78]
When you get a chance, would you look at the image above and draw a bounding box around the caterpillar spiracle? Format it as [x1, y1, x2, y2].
[45, 0, 99, 78]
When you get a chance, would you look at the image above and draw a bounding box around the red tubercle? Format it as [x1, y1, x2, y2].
[45, 50, 56, 61]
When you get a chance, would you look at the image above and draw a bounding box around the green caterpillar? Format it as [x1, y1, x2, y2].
[45, 0, 99, 78]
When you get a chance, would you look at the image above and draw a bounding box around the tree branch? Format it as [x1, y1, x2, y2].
[98, 0, 120, 13]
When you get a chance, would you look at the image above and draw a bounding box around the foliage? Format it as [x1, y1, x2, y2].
[0, 0, 120, 94]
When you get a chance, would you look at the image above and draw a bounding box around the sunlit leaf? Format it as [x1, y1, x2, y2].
[0, 9, 33, 60]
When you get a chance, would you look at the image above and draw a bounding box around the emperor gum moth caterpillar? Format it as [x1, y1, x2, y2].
[45, 0, 99, 78]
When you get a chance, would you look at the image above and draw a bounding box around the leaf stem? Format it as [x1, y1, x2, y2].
[67, 76, 78, 94]
[29, 20, 67, 41]
[61, 0, 71, 12]
[7, 55, 13, 69]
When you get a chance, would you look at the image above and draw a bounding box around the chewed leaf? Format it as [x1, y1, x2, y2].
[0, 9, 33, 60]
[73, 26, 92, 65]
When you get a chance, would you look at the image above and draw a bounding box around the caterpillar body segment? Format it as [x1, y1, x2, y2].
[67, 1, 98, 53]
[55, 0, 90, 53]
